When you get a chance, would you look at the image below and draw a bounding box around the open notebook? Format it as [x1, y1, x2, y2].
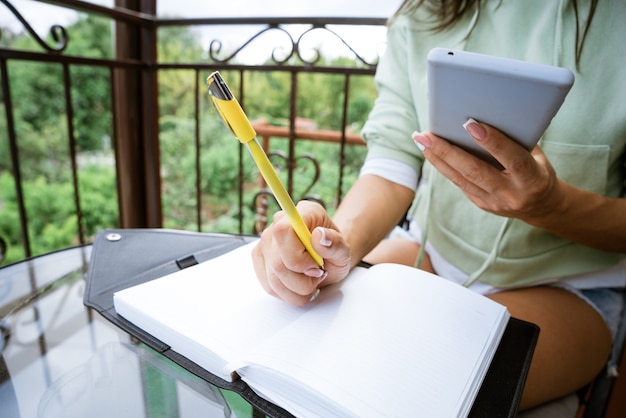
[113, 240, 510, 418]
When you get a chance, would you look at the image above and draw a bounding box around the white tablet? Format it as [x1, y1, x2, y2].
[427, 48, 574, 169]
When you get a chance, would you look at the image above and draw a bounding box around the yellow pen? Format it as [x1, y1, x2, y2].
[206, 71, 324, 267]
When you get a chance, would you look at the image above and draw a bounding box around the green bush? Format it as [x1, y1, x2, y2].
[1, 17, 375, 264]
[0, 164, 119, 266]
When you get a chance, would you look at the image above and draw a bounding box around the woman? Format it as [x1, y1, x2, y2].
[252, 0, 626, 410]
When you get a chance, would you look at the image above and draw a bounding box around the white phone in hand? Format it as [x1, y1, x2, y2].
[427, 48, 574, 169]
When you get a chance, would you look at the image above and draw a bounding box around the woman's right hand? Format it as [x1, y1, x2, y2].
[251, 200, 352, 306]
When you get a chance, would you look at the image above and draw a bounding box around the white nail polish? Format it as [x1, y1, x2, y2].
[319, 228, 332, 247]
[412, 131, 426, 152]
[309, 288, 321, 303]
[305, 267, 325, 278]
[462, 118, 478, 130]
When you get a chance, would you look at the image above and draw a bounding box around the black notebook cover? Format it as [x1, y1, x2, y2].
[84, 228, 539, 418]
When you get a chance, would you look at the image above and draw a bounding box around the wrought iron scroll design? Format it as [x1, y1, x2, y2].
[209, 25, 294, 65]
[209, 23, 378, 68]
[0, 0, 68, 53]
[252, 150, 325, 235]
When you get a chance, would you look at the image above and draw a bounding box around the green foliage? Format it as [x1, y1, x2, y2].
[237, 71, 377, 131]
[0, 14, 118, 264]
[8, 61, 65, 133]
[6, 113, 70, 182]
[0, 173, 23, 262]
[244, 71, 291, 121]
[157, 26, 205, 119]
[23, 176, 77, 237]
[78, 163, 119, 233]
[1, 15, 377, 263]
[0, 164, 118, 265]
[1, 61, 111, 179]
[69, 65, 113, 152]
[0, 17, 112, 175]
[64, 14, 114, 59]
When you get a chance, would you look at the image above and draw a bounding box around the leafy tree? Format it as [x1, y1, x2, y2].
[78, 164, 119, 234]
[0, 172, 23, 262]
[8, 60, 65, 134]
[0, 165, 118, 265]
[157, 26, 206, 119]
[1, 16, 377, 263]
[0, 15, 117, 264]
[64, 14, 113, 59]
[1, 15, 113, 176]
[244, 71, 291, 121]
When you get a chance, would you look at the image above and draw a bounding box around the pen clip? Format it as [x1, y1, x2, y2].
[206, 72, 256, 143]
[207, 71, 233, 101]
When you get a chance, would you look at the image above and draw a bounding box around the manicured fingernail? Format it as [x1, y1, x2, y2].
[309, 288, 321, 302]
[463, 118, 487, 140]
[304, 267, 326, 278]
[317, 227, 332, 247]
[412, 131, 431, 151]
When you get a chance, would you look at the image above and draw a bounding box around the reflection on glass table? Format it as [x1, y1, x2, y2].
[0, 245, 251, 418]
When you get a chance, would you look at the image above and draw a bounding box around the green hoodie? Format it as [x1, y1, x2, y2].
[361, 0, 626, 288]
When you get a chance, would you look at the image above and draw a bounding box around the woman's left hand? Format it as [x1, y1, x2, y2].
[412, 119, 563, 223]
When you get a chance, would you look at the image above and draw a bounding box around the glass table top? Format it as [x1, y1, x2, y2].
[0, 245, 251, 418]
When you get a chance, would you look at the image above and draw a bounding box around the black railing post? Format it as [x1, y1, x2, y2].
[0, 58, 31, 258]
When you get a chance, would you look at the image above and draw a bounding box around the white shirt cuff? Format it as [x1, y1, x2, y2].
[359, 158, 419, 190]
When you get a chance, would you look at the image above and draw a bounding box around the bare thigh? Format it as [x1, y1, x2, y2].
[488, 286, 612, 410]
[366, 240, 610, 410]
[363, 237, 434, 272]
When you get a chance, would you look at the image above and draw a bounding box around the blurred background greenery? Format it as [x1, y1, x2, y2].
[0, 15, 376, 265]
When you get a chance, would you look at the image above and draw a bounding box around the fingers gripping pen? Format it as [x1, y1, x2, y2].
[206, 71, 324, 267]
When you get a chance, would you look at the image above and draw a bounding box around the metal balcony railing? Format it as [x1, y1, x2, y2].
[0, 0, 386, 265]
